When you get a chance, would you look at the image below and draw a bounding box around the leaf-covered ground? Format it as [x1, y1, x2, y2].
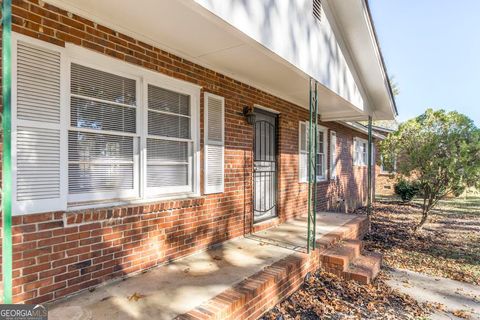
[261, 197, 479, 319]
[362, 197, 480, 285]
[261, 270, 431, 320]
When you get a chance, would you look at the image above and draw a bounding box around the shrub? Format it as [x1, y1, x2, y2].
[394, 179, 419, 202]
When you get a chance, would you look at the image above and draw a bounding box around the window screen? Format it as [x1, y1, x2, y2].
[68, 63, 137, 194]
[147, 84, 192, 191]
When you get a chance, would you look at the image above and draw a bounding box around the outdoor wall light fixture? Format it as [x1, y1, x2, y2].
[242, 105, 256, 125]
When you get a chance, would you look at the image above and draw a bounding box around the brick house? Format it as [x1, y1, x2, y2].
[372, 125, 399, 196]
[0, 0, 397, 309]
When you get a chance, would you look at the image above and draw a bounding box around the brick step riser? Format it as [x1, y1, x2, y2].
[319, 242, 363, 272]
[177, 217, 371, 319]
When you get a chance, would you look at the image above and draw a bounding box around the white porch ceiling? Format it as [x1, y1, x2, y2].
[45, 0, 369, 119]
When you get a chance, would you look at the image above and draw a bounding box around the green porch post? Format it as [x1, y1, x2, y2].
[2, 0, 13, 304]
[307, 79, 318, 253]
[307, 79, 312, 253]
[367, 116, 373, 215]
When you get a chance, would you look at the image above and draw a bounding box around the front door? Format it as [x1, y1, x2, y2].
[253, 109, 278, 223]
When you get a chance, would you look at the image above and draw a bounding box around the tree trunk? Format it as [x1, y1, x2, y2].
[414, 210, 429, 232]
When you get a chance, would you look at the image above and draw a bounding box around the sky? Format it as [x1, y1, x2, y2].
[369, 0, 480, 126]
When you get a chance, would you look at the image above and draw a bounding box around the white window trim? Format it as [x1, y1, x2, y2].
[330, 130, 337, 179]
[298, 121, 327, 183]
[299, 122, 308, 183]
[65, 44, 201, 204]
[142, 77, 200, 199]
[353, 137, 368, 167]
[12, 34, 202, 214]
[66, 57, 142, 203]
[316, 125, 328, 181]
[380, 155, 397, 174]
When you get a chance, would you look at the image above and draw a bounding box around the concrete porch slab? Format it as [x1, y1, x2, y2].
[48, 212, 359, 320]
[248, 212, 361, 252]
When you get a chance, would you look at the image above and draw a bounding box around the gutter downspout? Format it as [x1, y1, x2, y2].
[2, 0, 13, 304]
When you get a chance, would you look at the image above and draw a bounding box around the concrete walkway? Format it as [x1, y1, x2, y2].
[386, 268, 480, 320]
[49, 213, 356, 320]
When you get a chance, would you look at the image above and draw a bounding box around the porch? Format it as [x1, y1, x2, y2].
[48, 212, 371, 320]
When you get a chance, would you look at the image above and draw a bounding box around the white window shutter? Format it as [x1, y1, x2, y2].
[330, 131, 337, 179]
[12, 38, 67, 215]
[299, 121, 308, 182]
[353, 137, 358, 166]
[204, 93, 224, 194]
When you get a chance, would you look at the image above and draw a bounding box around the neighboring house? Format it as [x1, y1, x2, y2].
[0, 0, 396, 305]
[372, 125, 399, 196]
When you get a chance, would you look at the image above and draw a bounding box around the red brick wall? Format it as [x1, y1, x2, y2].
[0, 0, 373, 304]
[374, 141, 398, 196]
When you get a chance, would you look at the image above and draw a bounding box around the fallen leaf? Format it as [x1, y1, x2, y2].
[127, 292, 145, 302]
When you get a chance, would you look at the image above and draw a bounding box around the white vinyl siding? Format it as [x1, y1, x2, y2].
[11, 33, 200, 214]
[299, 122, 327, 182]
[330, 131, 337, 179]
[204, 93, 225, 194]
[12, 37, 67, 215]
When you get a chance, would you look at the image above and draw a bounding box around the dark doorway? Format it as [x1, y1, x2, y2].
[253, 108, 278, 223]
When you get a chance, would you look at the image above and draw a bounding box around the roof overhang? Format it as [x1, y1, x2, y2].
[339, 121, 386, 140]
[44, 0, 396, 120]
[325, 0, 398, 121]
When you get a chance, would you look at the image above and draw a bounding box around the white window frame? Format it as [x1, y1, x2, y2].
[330, 130, 337, 179]
[66, 58, 142, 203]
[143, 77, 199, 198]
[63, 42, 200, 205]
[353, 137, 368, 167]
[316, 125, 328, 181]
[299, 122, 308, 183]
[380, 155, 397, 174]
[299, 121, 327, 182]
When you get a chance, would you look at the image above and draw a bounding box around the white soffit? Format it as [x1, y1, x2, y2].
[326, 0, 396, 120]
[45, 0, 365, 118]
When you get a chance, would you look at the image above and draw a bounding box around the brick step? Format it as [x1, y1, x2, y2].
[176, 252, 317, 320]
[315, 216, 369, 250]
[344, 251, 382, 284]
[320, 239, 363, 273]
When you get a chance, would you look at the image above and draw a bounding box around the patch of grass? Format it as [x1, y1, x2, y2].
[430, 196, 480, 216]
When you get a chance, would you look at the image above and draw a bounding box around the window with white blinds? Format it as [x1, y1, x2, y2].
[330, 131, 337, 179]
[68, 63, 138, 200]
[12, 33, 200, 213]
[204, 93, 225, 194]
[353, 137, 368, 166]
[316, 127, 327, 180]
[299, 122, 327, 182]
[146, 84, 193, 193]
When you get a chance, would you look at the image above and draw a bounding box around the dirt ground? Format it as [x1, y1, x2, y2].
[262, 197, 480, 319]
[364, 197, 480, 285]
[260, 269, 431, 320]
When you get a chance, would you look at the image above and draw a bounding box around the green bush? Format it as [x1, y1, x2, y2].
[394, 179, 419, 202]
